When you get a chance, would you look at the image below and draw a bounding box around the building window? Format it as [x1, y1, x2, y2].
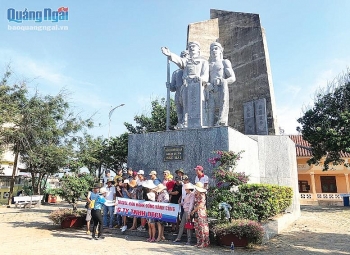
[298, 181, 310, 193]
[320, 176, 337, 193]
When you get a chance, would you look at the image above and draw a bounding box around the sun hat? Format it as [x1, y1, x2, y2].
[194, 165, 204, 171]
[106, 177, 115, 184]
[194, 182, 206, 193]
[142, 180, 157, 189]
[175, 169, 185, 175]
[149, 170, 157, 176]
[147, 192, 156, 202]
[99, 187, 107, 194]
[163, 170, 171, 175]
[93, 184, 101, 189]
[153, 184, 167, 193]
[184, 183, 195, 190]
[137, 170, 145, 175]
[123, 179, 130, 184]
[182, 175, 189, 180]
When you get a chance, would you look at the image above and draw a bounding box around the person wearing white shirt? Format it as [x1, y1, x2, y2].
[103, 178, 116, 228]
[194, 165, 209, 189]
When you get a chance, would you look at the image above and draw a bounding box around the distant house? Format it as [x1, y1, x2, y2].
[289, 135, 350, 206]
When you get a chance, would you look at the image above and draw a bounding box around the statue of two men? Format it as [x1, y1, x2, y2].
[161, 41, 235, 128]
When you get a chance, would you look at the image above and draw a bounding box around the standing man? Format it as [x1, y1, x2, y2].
[175, 169, 185, 180]
[161, 41, 209, 128]
[207, 42, 236, 126]
[103, 178, 116, 229]
[102, 170, 111, 186]
[149, 170, 161, 185]
[169, 176, 183, 232]
[194, 165, 209, 190]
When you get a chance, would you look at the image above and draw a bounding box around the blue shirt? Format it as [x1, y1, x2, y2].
[94, 195, 106, 210]
[153, 178, 161, 185]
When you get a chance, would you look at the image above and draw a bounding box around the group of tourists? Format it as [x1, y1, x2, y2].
[85, 165, 210, 248]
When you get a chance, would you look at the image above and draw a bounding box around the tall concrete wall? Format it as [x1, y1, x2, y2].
[186, 9, 279, 135]
[249, 135, 300, 214]
[187, 18, 219, 60]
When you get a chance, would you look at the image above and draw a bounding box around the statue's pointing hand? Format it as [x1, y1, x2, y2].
[161, 47, 171, 56]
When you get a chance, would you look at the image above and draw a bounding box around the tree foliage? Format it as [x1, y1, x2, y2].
[297, 71, 350, 170]
[0, 70, 93, 202]
[124, 98, 177, 134]
[55, 173, 95, 210]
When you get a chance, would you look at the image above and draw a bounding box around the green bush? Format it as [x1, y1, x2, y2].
[211, 219, 264, 244]
[236, 184, 293, 221]
[207, 150, 293, 223]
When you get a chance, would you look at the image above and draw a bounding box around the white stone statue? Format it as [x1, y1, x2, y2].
[161, 42, 209, 128]
[169, 50, 189, 129]
[206, 42, 236, 126]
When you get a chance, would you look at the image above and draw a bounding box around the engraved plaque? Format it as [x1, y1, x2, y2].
[164, 146, 184, 161]
[254, 98, 268, 135]
[243, 101, 256, 135]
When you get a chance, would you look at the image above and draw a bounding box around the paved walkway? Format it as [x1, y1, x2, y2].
[0, 204, 349, 255]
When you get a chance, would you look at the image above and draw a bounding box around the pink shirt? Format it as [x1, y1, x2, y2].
[182, 192, 194, 213]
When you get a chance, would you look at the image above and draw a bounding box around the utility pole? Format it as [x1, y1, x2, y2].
[108, 103, 125, 138]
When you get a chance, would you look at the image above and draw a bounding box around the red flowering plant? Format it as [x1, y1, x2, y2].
[208, 150, 248, 189]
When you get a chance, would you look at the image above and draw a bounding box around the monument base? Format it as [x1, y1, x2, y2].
[128, 126, 299, 215]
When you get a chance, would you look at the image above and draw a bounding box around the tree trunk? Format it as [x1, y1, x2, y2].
[72, 198, 77, 211]
[7, 151, 19, 207]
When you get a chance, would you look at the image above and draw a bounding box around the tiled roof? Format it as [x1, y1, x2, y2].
[289, 135, 350, 158]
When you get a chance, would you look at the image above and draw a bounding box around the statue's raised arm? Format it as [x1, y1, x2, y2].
[161, 47, 185, 69]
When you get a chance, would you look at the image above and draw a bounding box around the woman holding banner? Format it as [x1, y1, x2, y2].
[154, 183, 169, 242]
[191, 182, 210, 248]
[142, 180, 157, 242]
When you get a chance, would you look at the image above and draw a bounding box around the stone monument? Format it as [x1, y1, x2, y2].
[128, 10, 299, 239]
[187, 9, 279, 135]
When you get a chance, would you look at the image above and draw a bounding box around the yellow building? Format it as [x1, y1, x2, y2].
[290, 135, 350, 206]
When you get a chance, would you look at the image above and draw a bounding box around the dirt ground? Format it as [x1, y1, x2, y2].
[1, 203, 350, 255]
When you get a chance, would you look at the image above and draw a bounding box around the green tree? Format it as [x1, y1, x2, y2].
[124, 98, 177, 134]
[55, 173, 95, 210]
[0, 71, 93, 204]
[297, 71, 350, 170]
[103, 132, 128, 172]
[75, 134, 105, 179]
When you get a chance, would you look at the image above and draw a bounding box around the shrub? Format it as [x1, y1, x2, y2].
[211, 219, 264, 244]
[48, 208, 86, 225]
[238, 184, 293, 221]
[54, 173, 95, 210]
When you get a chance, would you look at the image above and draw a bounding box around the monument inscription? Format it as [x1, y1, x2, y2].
[163, 146, 184, 161]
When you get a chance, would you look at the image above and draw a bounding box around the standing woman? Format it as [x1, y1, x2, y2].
[91, 187, 107, 240]
[154, 183, 169, 242]
[174, 182, 195, 244]
[191, 182, 210, 248]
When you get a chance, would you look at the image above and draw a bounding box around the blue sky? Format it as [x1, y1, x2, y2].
[1, 0, 349, 137]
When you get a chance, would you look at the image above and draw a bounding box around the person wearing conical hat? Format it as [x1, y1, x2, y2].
[191, 182, 210, 248]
